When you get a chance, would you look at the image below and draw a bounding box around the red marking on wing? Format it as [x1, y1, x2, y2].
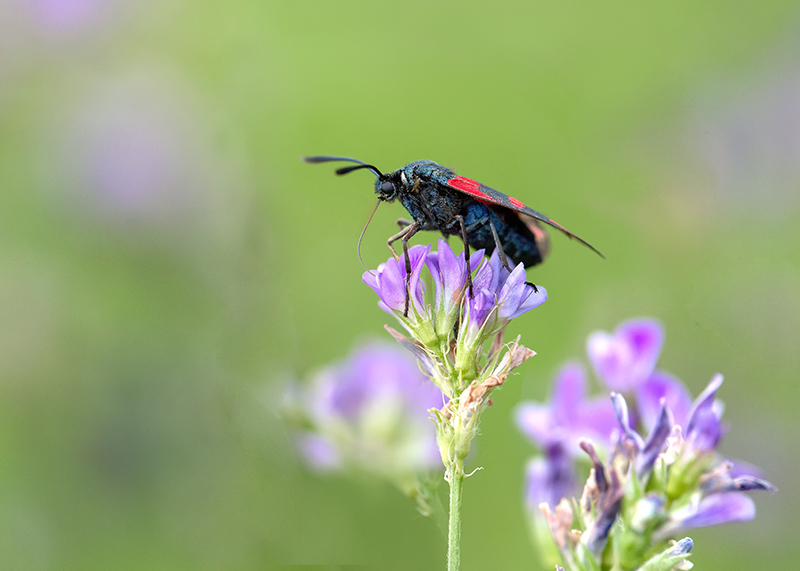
[508, 196, 526, 209]
[447, 176, 492, 201]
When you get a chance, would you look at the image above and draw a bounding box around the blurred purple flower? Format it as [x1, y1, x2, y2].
[636, 370, 692, 432]
[290, 343, 443, 473]
[683, 374, 726, 454]
[362, 245, 430, 318]
[637, 373, 726, 454]
[587, 318, 664, 391]
[516, 363, 618, 455]
[55, 80, 222, 228]
[657, 493, 756, 540]
[27, 0, 114, 37]
[525, 441, 575, 509]
[700, 461, 776, 496]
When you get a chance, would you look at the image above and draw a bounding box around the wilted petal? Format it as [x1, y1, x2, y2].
[587, 319, 664, 391]
[384, 325, 436, 378]
[580, 441, 623, 557]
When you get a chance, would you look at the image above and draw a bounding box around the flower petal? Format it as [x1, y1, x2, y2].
[550, 363, 587, 427]
[685, 374, 725, 453]
[525, 443, 576, 509]
[636, 370, 692, 431]
[674, 492, 756, 529]
[587, 319, 664, 391]
[515, 402, 555, 445]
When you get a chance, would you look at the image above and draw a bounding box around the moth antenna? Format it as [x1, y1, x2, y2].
[335, 164, 382, 177]
[302, 155, 383, 178]
[358, 199, 382, 275]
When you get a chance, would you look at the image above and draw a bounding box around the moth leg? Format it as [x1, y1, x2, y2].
[465, 217, 539, 293]
[445, 215, 474, 300]
[396, 218, 414, 231]
[399, 222, 421, 317]
[387, 222, 416, 261]
[487, 218, 538, 292]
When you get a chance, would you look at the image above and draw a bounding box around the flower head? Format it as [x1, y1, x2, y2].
[362, 243, 545, 485]
[522, 318, 774, 571]
[286, 343, 443, 476]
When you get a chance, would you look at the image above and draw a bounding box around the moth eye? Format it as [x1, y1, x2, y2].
[380, 181, 394, 193]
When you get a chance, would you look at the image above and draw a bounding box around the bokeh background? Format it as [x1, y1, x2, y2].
[1, 0, 798, 569]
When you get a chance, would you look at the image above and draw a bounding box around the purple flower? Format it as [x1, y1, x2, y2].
[27, 0, 123, 39]
[464, 250, 547, 337]
[363, 245, 430, 318]
[636, 370, 692, 433]
[656, 493, 756, 540]
[516, 363, 618, 455]
[683, 374, 725, 454]
[525, 442, 576, 509]
[636, 371, 726, 456]
[289, 343, 443, 473]
[426, 239, 484, 316]
[700, 461, 776, 496]
[587, 319, 664, 391]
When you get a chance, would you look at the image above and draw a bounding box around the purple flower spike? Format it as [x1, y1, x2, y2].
[587, 319, 664, 391]
[516, 363, 618, 455]
[363, 245, 431, 317]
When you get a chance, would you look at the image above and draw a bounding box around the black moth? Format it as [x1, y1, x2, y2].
[305, 156, 603, 316]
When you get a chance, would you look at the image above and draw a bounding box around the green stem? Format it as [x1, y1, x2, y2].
[447, 461, 464, 571]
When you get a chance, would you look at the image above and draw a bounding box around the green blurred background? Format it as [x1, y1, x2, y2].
[1, 0, 798, 569]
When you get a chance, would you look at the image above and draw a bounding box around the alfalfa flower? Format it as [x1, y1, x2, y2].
[519, 318, 775, 571]
[284, 342, 445, 515]
[363, 241, 548, 571]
